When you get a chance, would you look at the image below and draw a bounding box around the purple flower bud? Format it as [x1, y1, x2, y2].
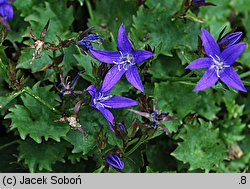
[219, 32, 242, 48]
[106, 154, 124, 170]
[193, 0, 205, 4]
[192, 0, 216, 6]
[114, 122, 127, 139]
[0, 2, 14, 20]
[77, 34, 104, 50]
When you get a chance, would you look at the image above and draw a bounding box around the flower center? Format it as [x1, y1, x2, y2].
[210, 55, 229, 77]
[93, 92, 112, 108]
[113, 52, 135, 71]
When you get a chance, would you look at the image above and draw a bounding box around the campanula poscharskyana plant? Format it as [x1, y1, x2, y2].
[186, 28, 247, 92]
[87, 84, 138, 131]
[0, 0, 13, 20]
[89, 24, 154, 93]
[106, 154, 124, 170]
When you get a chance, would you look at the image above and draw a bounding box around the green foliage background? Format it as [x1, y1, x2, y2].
[0, 0, 250, 173]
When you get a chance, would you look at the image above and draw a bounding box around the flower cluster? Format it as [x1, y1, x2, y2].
[84, 24, 154, 129]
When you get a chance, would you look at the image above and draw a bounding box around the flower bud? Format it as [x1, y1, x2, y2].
[219, 32, 242, 48]
[106, 154, 124, 170]
[0, 2, 13, 20]
[114, 122, 127, 139]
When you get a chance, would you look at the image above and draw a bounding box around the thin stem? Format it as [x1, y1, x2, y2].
[86, 0, 94, 19]
[182, 70, 194, 79]
[0, 139, 19, 150]
[243, 81, 250, 87]
[22, 88, 61, 114]
[93, 165, 105, 173]
[240, 71, 250, 79]
[154, 76, 199, 83]
[124, 136, 145, 157]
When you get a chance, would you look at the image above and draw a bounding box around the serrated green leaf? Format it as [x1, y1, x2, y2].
[64, 130, 96, 155]
[87, 0, 138, 38]
[0, 58, 11, 86]
[24, 1, 74, 40]
[172, 122, 227, 171]
[155, 82, 201, 117]
[17, 48, 52, 73]
[131, 0, 200, 55]
[18, 138, 69, 172]
[0, 91, 21, 109]
[5, 82, 70, 143]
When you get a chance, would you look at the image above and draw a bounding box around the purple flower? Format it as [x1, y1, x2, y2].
[87, 84, 138, 131]
[106, 154, 124, 170]
[0, 1, 13, 20]
[77, 34, 104, 50]
[186, 28, 247, 92]
[89, 24, 154, 93]
[219, 32, 242, 49]
[192, 0, 216, 6]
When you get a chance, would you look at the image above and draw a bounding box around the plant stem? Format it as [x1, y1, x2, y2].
[0, 139, 19, 150]
[240, 71, 250, 79]
[22, 88, 61, 114]
[154, 76, 199, 83]
[124, 136, 145, 157]
[86, 0, 94, 19]
[93, 165, 105, 173]
[243, 81, 250, 87]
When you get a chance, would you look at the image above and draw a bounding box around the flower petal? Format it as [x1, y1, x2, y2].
[132, 50, 154, 64]
[201, 28, 220, 56]
[117, 24, 133, 53]
[89, 49, 121, 63]
[97, 106, 114, 125]
[194, 68, 219, 91]
[101, 65, 126, 93]
[186, 57, 212, 69]
[220, 67, 247, 92]
[125, 66, 144, 92]
[86, 85, 97, 97]
[103, 96, 138, 108]
[219, 32, 242, 48]
[220, 42, 246, 66]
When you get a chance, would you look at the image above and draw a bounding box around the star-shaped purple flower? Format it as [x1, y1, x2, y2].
[89, 24, 154, 93]
[186, 28, 247, 92]
[87, 84, 138, 131]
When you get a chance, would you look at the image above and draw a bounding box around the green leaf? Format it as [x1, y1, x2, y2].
[87, 0, 138, 38]
[18, 138, 69, 172]
[5, 82, 70, 143]
[0, 58, 11, 86]
[172, 121, 227, 171]
[131, 0, 200, 55]
[64, 130, 96, 155]
[63, 107, 103, 155]
[154, 82, 201, 117]
[0, 91, 21, 109]
[17, 48, 52, 73]
[24, 1, 74, 40]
